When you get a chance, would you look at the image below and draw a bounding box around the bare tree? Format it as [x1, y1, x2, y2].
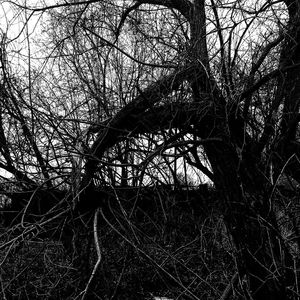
[1, 1, 300, 299]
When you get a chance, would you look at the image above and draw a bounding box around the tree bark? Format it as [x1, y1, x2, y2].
[204, 137, 293, 300]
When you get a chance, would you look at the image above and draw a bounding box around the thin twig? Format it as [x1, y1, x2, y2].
[80, 208, 101, 300]
[218, 272, 239, 300]
[0, 271, 7, 300]
[293, 256, 299, 298]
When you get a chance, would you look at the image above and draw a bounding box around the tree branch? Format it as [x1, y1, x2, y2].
[7, 0, 100, 12]
[82, 25, 176, 68]
[138, 0, 193, 22]
[241, 63, 300, 100]
[115, 2, 142, 38]
[88, 66, 196, 160]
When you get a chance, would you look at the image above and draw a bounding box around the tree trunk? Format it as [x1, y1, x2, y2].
[205, 139, 293, 300]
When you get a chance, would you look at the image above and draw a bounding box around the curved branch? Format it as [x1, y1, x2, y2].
[88, 65, 196, 158]
[83, 94, 211, 185]
[241, 63, 300, 100]
[243, 34, 283, 119]
[115, 2, 142, 38]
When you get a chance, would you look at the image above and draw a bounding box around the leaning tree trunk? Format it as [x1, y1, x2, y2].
[273, 1, 300, 182]
[205, 137, 293, 300]
[60, 185, 100, 296]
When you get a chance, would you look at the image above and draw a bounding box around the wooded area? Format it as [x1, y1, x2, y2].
[0, 0, 300, 299]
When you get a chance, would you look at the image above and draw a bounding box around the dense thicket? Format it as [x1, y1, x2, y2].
[0, 1, 300, 299]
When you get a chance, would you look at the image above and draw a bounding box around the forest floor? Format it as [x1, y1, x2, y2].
[0, 190, 238, 299]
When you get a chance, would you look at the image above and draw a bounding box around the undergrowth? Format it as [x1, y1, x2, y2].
[0, 190, 238, 300]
